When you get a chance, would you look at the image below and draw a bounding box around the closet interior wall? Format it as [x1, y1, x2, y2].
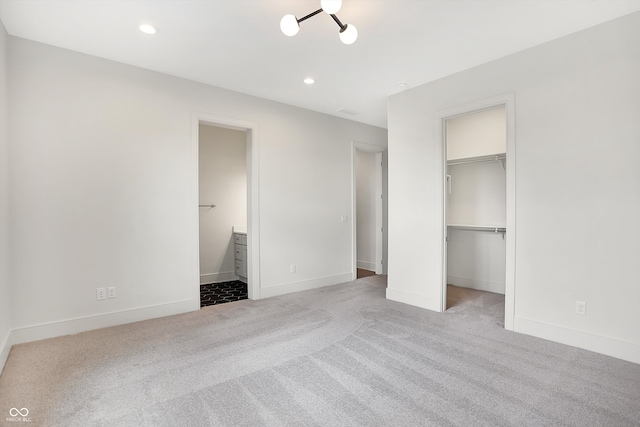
[446, 106, 507, 295]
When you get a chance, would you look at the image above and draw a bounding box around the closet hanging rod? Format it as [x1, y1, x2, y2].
[447, 153, 506, 166]
[447, 225, 506, 233]
[199, 204, 217, 208]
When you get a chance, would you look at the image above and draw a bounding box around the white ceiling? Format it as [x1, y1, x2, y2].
[1, 0, 639, 129]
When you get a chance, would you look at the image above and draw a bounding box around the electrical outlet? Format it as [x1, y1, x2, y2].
[107, 286, 116, 299]
[96, 287, 106, 300]
[576, 301, 586, 315]
[290, 264, 296, 273]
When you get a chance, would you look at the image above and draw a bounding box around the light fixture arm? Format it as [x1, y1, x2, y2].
[330, 14, 347, 32]
[298, 8, 323, 24]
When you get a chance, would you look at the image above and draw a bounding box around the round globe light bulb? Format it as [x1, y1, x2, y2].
[339, 24, 358, 45]
[321, 0, 342, 14]
[280, 14, 300, 37]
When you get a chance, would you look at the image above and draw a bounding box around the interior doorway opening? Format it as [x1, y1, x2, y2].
[439, 94, 515, 330]
[352, 142, 385, 280]
[192, 113, 261, 308]
[198, 123, 248, 307]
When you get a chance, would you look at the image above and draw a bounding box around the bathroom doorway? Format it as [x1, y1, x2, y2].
[192, 113, 261, 307]
[198, 123, 247, 307]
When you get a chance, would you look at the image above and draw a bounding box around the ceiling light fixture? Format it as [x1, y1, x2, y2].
[139, 24, 157, 35]
[280, 0, 358, 45]
[304, 77, 316, 85]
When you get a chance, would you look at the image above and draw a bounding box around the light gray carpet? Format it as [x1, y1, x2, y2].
[1, 275, 639, 426]
[446, 284, 505, 328]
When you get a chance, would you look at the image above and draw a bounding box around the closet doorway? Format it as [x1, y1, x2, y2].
[440, 95, 515, 330]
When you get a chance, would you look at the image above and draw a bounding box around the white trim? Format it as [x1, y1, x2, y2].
[436, 93, 516, 330]
[374, 152, 383, 275]
[350, 144, 357, 281]
[386, 287, 441, 312]
[514, 316, 640, 365]
[441, 117, 448, 313]
[246, 126, 261, 300]
[1, 331, 10, 374]
[200, 271, 237, 284]
[259, 273, 353, 299]
[192, 112, 261, 301]
[504, 95, 516, 331]
[447, 276, 505, 295]
[8, 299, 194, 347]
[357, 261, 376, 271]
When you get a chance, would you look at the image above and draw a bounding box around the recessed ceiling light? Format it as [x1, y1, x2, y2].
[397, 82, 408, 88]
[139, 24, 157, 35]
[304, 77, 315, 85]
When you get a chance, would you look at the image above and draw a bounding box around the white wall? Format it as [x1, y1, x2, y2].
[6, 37, 387, 346]
[447, 161, 506, 226]
[446, 106, 506, 160]
[198, 124, 246, 284]
[388, 12, 640, 363]
[0, 21, 11, 370]
[356, 150, 377, 271]
[447, 228, 506, 294]
[447, 160, 506, 294]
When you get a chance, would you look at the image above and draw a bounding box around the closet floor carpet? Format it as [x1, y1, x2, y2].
[200, 280, 247, 307]
[446, 285, 506, 328]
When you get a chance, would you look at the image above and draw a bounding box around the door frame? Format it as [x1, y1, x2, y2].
[436, 93, 516, 330]
[351, 141, 385, 279]
[191, 112, 261, 303]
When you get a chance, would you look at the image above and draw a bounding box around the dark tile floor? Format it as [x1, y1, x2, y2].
[200, 280, 248, 307]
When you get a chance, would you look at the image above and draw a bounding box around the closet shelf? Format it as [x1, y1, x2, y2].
[447, 153, 506, 167]
[447, 224, 506, 233]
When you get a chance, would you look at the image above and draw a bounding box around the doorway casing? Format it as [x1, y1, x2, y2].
[436, 93, 515, 330]
[191, 112, 260, 306]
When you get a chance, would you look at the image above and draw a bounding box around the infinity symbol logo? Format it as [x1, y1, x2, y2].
[9, 408, 29, 417]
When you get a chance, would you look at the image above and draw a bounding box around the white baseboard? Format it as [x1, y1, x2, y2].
[386, 287, 441, 312]
[357, 261, 376, 271]
[259, 273, 353, 299]
[447, 275, 505, 295]
[200, 271, 237, 284]
[514, 316, 640, 365]
[8, 298, 198, 348]
[0, 330, 10, 374]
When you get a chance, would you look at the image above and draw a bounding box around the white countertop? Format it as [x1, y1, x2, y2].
[233, 225, 247, 234]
